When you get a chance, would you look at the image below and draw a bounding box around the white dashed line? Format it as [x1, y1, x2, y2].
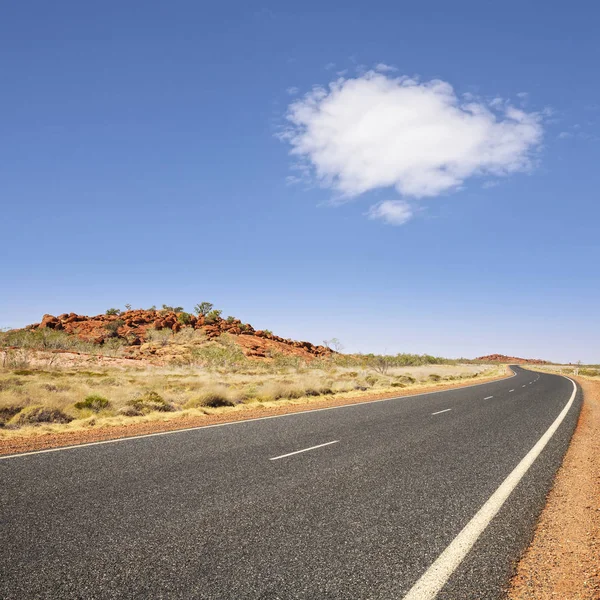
[509, 389, 515, 392]
[431, 408, 452, 416]
[269, 440, 339, 461]
[484, 396, 494, 400]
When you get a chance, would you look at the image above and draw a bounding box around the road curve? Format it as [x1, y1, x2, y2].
[0, 366, 581, 599]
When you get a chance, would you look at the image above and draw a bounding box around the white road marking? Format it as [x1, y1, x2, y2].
[269, 440, 339, 461]
[401, 376, 577, 600]
[431, 408, 452, 416]
[484, 396, 494, 400]
[0, 368, 518, 461]
[522, 385, 527, 387]
[509, 389, 515, 392]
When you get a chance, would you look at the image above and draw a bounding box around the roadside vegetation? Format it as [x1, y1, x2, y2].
[0, 327, 501, 437]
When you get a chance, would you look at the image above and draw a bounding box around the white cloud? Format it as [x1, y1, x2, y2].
[282, 71, 543, 203]
[375, 63, 398, 73]
[367, 200, 413, 225]
[286, 86, 299, 96]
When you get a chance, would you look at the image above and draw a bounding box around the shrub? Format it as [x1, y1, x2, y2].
[264, 329, 273, 336]
[104, 319, 125, 338]
[0, 405, 23, 427]
[74, 394, 111, 412]
[10, 406, 73, 426]
[391, 382, 405, 388]
[194, 302, 213, 316]
[205, 309, 223, 324]
[105, 308, 120, 316]
[177, 312, 192, 325]
[127, 391, 174, 414]
[428, 374, 441, 382]
[187, 390, 234, 408]
[226, 316, 236, 324]
[365, 375, 379, 387]
[580, 368, 600, 377]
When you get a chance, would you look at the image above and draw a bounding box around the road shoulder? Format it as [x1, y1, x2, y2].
[508, 375, 600, 599]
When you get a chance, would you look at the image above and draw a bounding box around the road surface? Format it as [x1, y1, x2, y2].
[0, 366, 580, 599]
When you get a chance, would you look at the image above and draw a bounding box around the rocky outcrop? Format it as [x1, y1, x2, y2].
[31, 309, 332, 360]
[476, 354, 549, 365]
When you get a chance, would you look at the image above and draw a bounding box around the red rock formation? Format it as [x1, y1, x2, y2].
[476, 354, 549, 365]
[31, 309, 332, 361]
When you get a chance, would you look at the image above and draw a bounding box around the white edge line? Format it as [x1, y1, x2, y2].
[401, 375, 578, 600]
[431, 409, 452, 416]
[269, 440, 339, 461]
[0, 367, 518, 461]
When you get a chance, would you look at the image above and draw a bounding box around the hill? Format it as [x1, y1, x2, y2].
[476, 354, 549, 365]
[24, 309, 332, 361]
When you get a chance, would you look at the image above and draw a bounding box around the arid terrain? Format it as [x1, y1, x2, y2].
[0, 306, 505, 452]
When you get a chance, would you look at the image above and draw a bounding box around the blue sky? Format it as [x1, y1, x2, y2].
[1, 1, 599, 363]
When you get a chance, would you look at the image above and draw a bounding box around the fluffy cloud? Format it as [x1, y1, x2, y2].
[282, 71, 543, 224]
[367, 200, 413, 225]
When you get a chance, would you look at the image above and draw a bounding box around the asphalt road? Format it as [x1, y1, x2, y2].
[0, 366, 581, 599]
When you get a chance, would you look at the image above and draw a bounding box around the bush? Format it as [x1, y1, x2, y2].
[104, 319, 125, 338]
[205, 309, 223, 324]
[187, 390, 234, 408]
[226, 316, 236, 324]
[428, 374, 441, 382]
[0, 405, 23, 427]
[580, 368, 600, 377]
[365, 375, 379, 387]
[127, 391, 174, 414]
[391, 382, 405, 388]
[105, 308, 120, 316]
[10, 406, 73, 426]
[177, 312, 192, 325]
[74, 394, 111, 412]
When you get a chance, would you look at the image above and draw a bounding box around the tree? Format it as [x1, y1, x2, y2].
[124, 304, 132, 311]
[194, 302, 214, 316]
[323, 338, 344, 352]
[105, 308, 120, 316]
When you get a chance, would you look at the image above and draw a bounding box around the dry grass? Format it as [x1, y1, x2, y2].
[0, 355, 501, 439]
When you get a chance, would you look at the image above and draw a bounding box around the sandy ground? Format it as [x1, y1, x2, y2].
[0, 368, 508, 456]
[508, 375, 600, 599]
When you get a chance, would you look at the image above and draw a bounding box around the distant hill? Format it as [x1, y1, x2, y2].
[476, 354, 549, 365]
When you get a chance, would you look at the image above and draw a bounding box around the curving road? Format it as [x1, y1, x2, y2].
[0, 366, 580, 599]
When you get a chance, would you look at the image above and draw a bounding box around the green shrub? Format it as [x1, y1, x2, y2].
[391, 382, 405, 388]
[226, 316, 236, 324]
[105, 308, 120, 316]
[74, 394, 111, 412]
[428, 374, 441, 382]
[177, 312, 192, 325]
[205, 309, 223, 324]
[580, 368, 600, 377]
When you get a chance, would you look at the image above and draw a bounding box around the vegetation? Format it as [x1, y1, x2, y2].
[105, 308, 121, 316]
[194, 302, 213, 316]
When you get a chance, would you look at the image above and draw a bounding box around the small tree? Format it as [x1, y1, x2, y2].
[105, 308, 120, 316]
[124, 304, 132, 311]
[323, 337, 344, 352]
[177, 312, 192, 325]
[194, 302, 214, 316]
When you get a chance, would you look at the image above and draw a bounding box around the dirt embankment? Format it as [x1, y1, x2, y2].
[509, 375, 600, 599]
